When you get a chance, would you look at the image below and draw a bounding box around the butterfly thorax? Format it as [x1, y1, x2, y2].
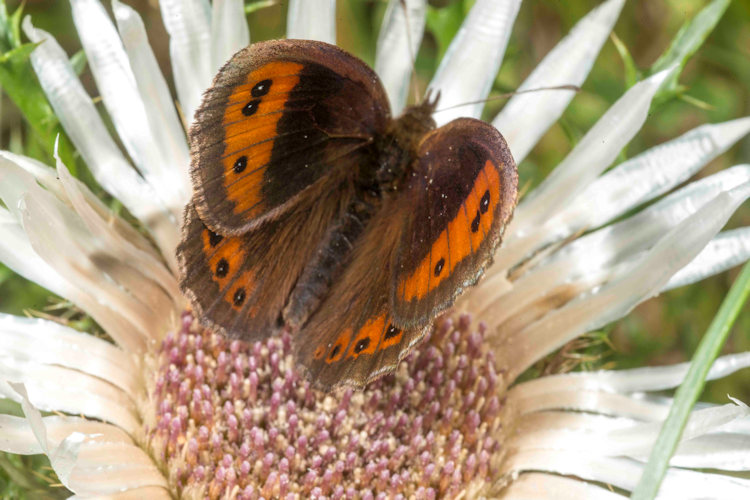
[373, 100, 437, 191]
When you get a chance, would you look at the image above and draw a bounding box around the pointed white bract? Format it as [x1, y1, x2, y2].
[509, 67, 675, 239]
[494, 0, 626, 162]
[503, 355, 750, 497]
[55, 157, 182, 307]
[506, 449, 750, 499]
[501, 473, 625, 499]
[511, 404, 748, 459]
[0, 314, 140, 396]
[0, 150, 166, 264]
[375, 0, 427, 114]
[512, 352, 750, 398]
[665, 227, 750, 291]
[7, 384, 168, 496]
[2, 358, 140, 432]
[0, 154, 180, 352]
[21, 18, 179, 261]
[287, 0, 336, 43]
[20, 195, 159, 347]
[113, 0, 192, 214]
[70, 0, 182, 217]
[492, 181, 750, 380]
[159, 0, 213, 125]
[0, 206, 73, 303]
[487, 68, 676, 274]
[476, 154, 750, 312]
[0, 414, 132, 455]
[0, 151, 62, 198]
[519, 166, 750, 294]
[550, 117, 750, 241]
[211, 0, 250, 72]
[0, 164, 142, 353]
[429, 0, 522, 125]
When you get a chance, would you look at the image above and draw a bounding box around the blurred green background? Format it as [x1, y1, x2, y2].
[0, 0, 749, 494]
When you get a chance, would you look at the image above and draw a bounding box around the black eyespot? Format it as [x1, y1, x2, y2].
[434, 257, 445, 277]
[207, 230, 223, 247]
[251, 79, 272, 97]
[480, 190, 490, 214]
[216, 258, 229, 278]
[385, 324, 401, 339]
[471, 210, 481, 233]
[329, 344, 341, 360]
[234, 156, 247, 174]
[242, 99, 260, 116]
[233, 288, 246, 306]
[354, 337, 371, 353]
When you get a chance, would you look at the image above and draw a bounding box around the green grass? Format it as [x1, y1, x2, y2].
[632, 259, 750, 499]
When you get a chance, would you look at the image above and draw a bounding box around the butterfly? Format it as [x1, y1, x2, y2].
[177, 39, 518, 390]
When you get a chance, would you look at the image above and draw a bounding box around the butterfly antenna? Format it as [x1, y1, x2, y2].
[432, 84, 581, 113]
[428, 89, 442, 110]
[398, 0, 421, 105]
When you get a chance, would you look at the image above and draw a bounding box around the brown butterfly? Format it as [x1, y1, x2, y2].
[177, 39, 518, 390]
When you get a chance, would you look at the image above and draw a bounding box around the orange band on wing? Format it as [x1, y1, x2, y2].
[398, 160, 502, 302]
[202, 228, 246, 287]
[221, 62, 304, 219]
[321, 316, 405, 365]
[325, 328, 352, 363]
[379, 323, 403, 350]
[347, 314, 385, 359]
[201, 227, 259, 314]
[223, 269, 257, 312]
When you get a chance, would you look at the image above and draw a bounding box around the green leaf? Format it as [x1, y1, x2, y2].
[649, 0, 730, 99]
[426, 1, 465, 60]
[0, 1, 14, 52]
[0, 13, 78, 172]
[610, 32, 639, 88]
[631, 259, 750, 500]
[0, 42, 58, 138]
[0, 39, 35, 63]
[244, 0, 278, 14]
[678, 92, 715, 111]
[8, 0, 22, 48]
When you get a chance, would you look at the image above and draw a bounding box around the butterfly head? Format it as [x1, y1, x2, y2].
[386, 89, 441, 155]
[400, 89, 441, 131]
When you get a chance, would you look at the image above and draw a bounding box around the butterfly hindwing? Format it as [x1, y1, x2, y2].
[391, 118, 518, 327]
[178, 178, 353, 340]
[190, 39, 390, 235]
[295, 205, 428, 389]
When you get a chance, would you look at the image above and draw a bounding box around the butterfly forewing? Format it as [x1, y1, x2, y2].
[391, 118, 518, 328]
[190, 40, 390, 235]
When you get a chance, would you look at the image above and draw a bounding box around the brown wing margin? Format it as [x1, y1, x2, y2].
[189, 39, 391, 236]
[391, 118, 518, 328]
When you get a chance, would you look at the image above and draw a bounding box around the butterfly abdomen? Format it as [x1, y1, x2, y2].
[283, 197, 378, 329]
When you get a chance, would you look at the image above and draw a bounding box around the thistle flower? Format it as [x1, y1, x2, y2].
[2, 0, 750, 498]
